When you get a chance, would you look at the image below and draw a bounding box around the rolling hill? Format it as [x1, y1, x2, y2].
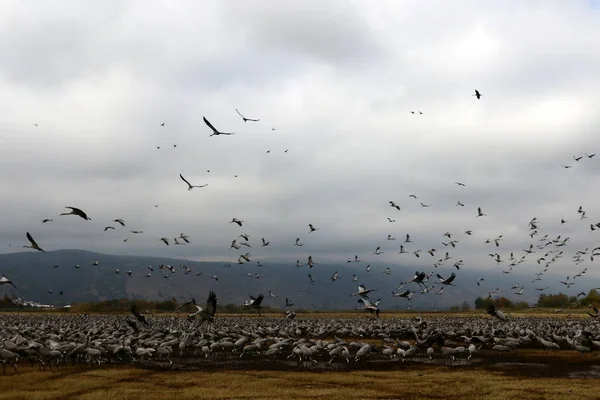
[0, 249, 567, 310]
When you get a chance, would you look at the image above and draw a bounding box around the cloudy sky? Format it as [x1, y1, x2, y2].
[1, 0, 600, 285]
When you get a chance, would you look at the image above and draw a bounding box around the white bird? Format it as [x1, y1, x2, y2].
[351, 284, 377, 299]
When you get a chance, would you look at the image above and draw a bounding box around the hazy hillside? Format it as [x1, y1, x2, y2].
[0, 249, 565, 310]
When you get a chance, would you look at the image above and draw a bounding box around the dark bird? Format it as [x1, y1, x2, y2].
[179, 173, 207, 190]
[285, 297, 294, 307]
[437, 272, 457, 286]
[23, 232, 45, 252]
[586, 153, 596, 159]
[131, 305, 148, 325]
[455, 182, 466, 187]
[231, 218, 243, 227]
[104, 226, 115, 231]
[203, 117, 235, 136]
[113, 219, 125, 226]
[477, 207, 487, 217]
[486, 303, 506, 321]
[389, 201, 401, 210]
[42, 219, 53, 223]
[235, 109, 260, 122]
[472, 90, 482, 100]
[60, 206, 90, 220]
[161, 122, 165, 126]
[242, 294, 264, 316]
[125, 318, 139, 333]
[309, 223, 319, 233]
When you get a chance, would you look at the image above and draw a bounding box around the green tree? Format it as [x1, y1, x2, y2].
[474, 297, 485, 309]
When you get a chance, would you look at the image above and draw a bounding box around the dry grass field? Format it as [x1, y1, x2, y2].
[0, 363, 597, 400]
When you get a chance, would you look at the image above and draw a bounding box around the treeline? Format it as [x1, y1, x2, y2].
[473, 289, 600, 310]
[473, 296, 530, 310]
[536, 289, 600, 308]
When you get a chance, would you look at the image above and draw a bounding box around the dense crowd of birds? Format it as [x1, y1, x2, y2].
[2, 90, 600, 372]
[2, 312, 600, 372]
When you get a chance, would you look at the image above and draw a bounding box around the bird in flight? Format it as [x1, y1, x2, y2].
[113, 219, 125, 227]
[472, 90, 482, 100]
[477, 207, 487, 217]
[389, 201, 401, 210]
[23, 232, 45, 253]
[203, 117, 235, 137]
[0, 275, 17, 289]
[231, 218, 243, 227]
[455, 182, 466, 187]
[179, 174, 207, 190]
[309, 223, 319, 233]
[42, 219, 53, 223]
[60, 206, 90, 220]
[235, 109, 260, 123]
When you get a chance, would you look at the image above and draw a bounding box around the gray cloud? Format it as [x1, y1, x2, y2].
[1, 0, 600, 300]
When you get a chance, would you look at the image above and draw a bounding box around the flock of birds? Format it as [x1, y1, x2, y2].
[3, 89, 600, 371]
[1, 312, 600, 372]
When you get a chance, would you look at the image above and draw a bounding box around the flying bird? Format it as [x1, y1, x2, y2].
[113, 219, 125, 226]
[23, 232, 45, 253]
[242, 294, 264, 316]
[230, 218, 243, 227]
[60, 206, 91, 220]
[42, 219, 53, 223]
[131, 305, 148, 325]
[179, 174, 207, 190]
[309, 224, 319, 233]
[185, 291, 218, 326]
[235, 109, 260, 123]
[472, 90, 482, 100]
[203, 116, 235, 137]
[0, 275, 17, 289]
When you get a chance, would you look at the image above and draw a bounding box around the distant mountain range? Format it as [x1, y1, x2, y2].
[0, 249, 568, 310]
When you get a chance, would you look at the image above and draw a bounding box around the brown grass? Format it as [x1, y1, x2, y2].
[0, 364, 597, 400]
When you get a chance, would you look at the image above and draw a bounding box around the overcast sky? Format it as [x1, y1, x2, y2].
[1, 0, 600, 288]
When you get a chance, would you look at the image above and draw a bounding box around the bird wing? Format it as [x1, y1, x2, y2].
[203, 116, 218, 133]
[179, 174, 192, 187]
[206, 291, 217, 317]
[67, 206, 88, 219]
[26, 232, 39, 248]
[235, 109, 245, 119]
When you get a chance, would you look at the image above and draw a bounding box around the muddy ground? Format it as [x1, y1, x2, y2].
[139, 352, 600, 379]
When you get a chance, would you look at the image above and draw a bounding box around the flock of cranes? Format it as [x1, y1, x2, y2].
[1, 88, 600, 375]
[2, 88, 600, 316]
[2, 312, 600, 372]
